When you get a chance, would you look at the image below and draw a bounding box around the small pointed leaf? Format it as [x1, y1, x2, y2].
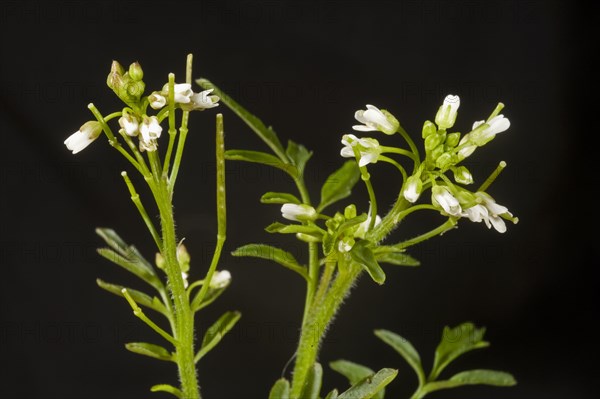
[375, 250, 420, 267]
[318, 161, 360, 212]
[422, 370, 516, 395]
[265, 222, 325, 238]
[191, 285, 228, 312]
[286, 140, 313, 177]
[350, 240, 386, 285]
[324, 389, 339, 399]
[196, 79, 287, 160]
[232, 244, 307, 279]
[337, 368, 398, 399]
[301, 362, 323, 399]
[330, 360, 385, 399]
[375, 329, 425, 386]
[125, 342, 173, 362]
[269, 378, 290, 399]
[261, 192, 302, 204]
[225, 149, 296, 177]
[430, 322, 489, 380]
[150, 384, 182, 398]
[195, 311, 241, 362]
[96, 279, 167, 316]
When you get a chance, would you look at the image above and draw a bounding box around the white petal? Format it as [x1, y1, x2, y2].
[352, 124, 376, 132]
[340, 147, 355, 158]
[489, 215, 507, 233]
[472, 120, 485, 130]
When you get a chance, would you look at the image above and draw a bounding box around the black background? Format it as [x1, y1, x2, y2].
[0, 1, 594, 398]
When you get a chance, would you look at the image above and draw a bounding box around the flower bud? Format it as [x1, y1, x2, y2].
[435, 94, 460, 130]
[155, 252, 166, 270]
[209, 270, 231, 289]
[177, 243, 190, 273]
[281, 203, 317, 222]
[453, 166, 473, 185]
[435, 152, 454, 170]
[422, 120, 437, 138]
[128, 62, 144, 81]
[425, 133, 445, 152]
[403, 174, 423, 203]
[445, 132, 461, 147]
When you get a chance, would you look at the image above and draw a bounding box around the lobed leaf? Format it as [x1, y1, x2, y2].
[125, 342, 173, 362]
[374, 329, 425, 386]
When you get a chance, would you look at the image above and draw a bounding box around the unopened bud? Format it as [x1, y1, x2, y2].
[422, 120, 437, 138]
[128, 62, 144, 81]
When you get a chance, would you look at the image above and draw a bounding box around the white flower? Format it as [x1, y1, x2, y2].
[181, 272, 189, 289]
[118, 114, 139, 136]
[209, 270, 231, 289]
[281, 203, 317, 222]
[185, 89, 220, 110]
[338, 238, 354, 253]
[140, 115, 162, 142]
[64, 121, 102, 154]
[162, 83, 194, 104]
[470, 114, 510, 145]
[462, 204, 489, 223]
[475, 192, 513, 233]
[354, 207, 382, 239]
[435, 95, 460, 129]
[432, 185, 462, 216]
[139, 116, 162, 152]
[353, 104, 399, 135]
[403, 175, 423, 203]
[149, 92, 167, 109]
[340, 134, 381, 167]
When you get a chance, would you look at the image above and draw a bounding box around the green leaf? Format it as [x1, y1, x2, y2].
[286, 140, 312, 177]
[265, 222, 325, 238]
[318, 161, 360, 212]
[150, 384, 182, 398]
[337, 368, 398, 399]
[324, 389, 339, 399]
[350, 240, 386, 285]
[125, 342, 173, 362]
[96, 279, 167, 316]
[232, 244, 307, 279]
[330, 360, 385, 399]
[374, 250, 420, 267]
[430, 323, 489, 380]
[195, 311, 241, 362]
[261, 192, 301, 204]
[301, 362, 323, 399]
[269, 378, 290, 399]
[226, 149, 296, 178]
[374, 329, 425, 386]
[196, 78, 288, 161]
[422, 370, 516, 395]
[190, 285, 228, 313]
[96, 228, 163, 292]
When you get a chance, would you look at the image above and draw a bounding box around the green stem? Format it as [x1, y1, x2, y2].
[397, 125, 421, 170]
[391, 218, 457, 251]
[121, 171, 162, 249]
[154, 180, 199, 399]
[381, 145, 418, 162]
[293, 175, 319, 325]
[290, 261, 361, 398]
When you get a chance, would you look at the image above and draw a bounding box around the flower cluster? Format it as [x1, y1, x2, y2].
[64, 60, 220, 155]
[340, 95, 517, 233]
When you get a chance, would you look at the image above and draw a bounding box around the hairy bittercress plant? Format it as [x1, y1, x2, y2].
[65, 54, 518, 399]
